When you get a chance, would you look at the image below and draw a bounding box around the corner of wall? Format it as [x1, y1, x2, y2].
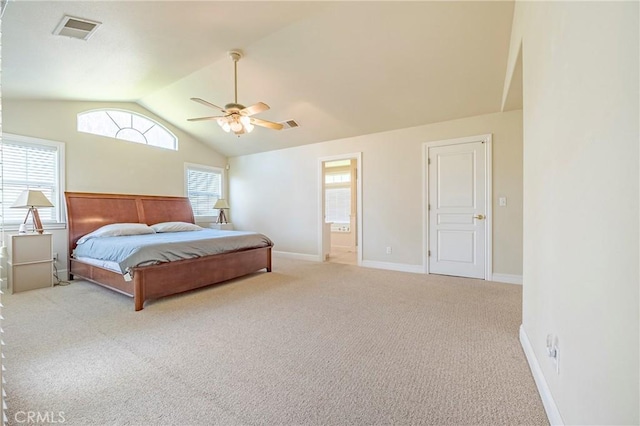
[500, 1, 524, 111]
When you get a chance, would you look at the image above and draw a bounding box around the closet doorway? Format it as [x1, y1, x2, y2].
[318, 153, 362, 266]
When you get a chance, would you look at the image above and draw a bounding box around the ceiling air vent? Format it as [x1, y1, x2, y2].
[280, 119, 300, 130]
[53, 15, 101, 41]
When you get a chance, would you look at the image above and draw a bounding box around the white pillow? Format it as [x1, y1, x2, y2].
[77, 223, 155, 244]
[150, 221, 202, 233]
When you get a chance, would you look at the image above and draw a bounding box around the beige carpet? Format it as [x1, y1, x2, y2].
[3, 258, 547, 426]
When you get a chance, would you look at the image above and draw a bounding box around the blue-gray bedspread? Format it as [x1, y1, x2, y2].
[73, 229, 273, 273]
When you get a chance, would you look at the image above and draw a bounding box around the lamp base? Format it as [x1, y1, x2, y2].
[33, 208, 44, 233]
[216, 210, 228, 224]
[23, 207, 45, 234]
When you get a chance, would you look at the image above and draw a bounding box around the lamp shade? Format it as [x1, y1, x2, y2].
[213, 199, 230, 209]
[11, 190, 54, 208]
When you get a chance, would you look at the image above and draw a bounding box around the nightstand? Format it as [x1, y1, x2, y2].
[8, 233, 53, 293]
[210, 223, 234, 231]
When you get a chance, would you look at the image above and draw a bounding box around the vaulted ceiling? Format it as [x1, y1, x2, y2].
[2, 1, 518, 157]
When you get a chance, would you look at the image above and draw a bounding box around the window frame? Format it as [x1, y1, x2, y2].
[1, 133, 67, 230]
[184, 162, 225, 221]
[324, 165, 352, 227]
[77, 108, 178, 151]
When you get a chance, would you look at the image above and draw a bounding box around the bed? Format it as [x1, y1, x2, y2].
[65, 192, 272, 311]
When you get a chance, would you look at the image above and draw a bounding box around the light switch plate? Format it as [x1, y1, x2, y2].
[499, 197, 507, 206]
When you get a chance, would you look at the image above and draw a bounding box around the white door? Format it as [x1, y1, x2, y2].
[428, 141, 487, 279]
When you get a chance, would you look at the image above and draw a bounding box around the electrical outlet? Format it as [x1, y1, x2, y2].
[386, 246, 392, 254]
[546, 334, 560, 374]
[53, 252, 58, 262]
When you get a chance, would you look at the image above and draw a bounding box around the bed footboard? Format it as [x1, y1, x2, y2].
[133, 246, 272, 311]
[71, 247, 271, 311]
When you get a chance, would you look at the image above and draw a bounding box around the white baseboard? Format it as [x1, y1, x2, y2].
[360, 260, 424, 274]
[519, 325, 564, 426]
[491, 273, 523, 285]
[272, 251, 321, 262]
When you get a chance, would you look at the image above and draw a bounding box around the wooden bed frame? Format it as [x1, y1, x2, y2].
[65, 192, 272, 311]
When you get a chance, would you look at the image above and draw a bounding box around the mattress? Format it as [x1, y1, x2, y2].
[75, 256, 122, 273]
[72, 229, 273, 274]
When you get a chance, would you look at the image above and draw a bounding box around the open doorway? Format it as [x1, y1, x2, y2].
[318, 153, 362, 266]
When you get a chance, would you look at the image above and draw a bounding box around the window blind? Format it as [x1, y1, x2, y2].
[186, 166, 222, 217]
[326, 187, 351, 224]
[2, 141, 59, 224]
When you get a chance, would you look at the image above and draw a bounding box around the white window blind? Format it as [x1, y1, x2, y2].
[185, 164, 222, 217]
[325, 187, 351, 224]
[1, 136, 63, 224]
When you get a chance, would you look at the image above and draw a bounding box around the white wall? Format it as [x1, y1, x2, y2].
[512, 1, 639, 424]
[2, 99, 227, 277]
[230, 110, 523, 275]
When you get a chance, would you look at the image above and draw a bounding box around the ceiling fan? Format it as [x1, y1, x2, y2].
[188, 50, 284, 135]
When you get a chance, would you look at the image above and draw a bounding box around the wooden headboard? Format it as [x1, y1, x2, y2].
[65, 192, 195, 254]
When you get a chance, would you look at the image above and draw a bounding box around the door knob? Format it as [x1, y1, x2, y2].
[474, 214, 485, 220]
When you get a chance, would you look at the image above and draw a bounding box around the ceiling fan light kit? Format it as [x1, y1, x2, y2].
[188, 50, 286, 136]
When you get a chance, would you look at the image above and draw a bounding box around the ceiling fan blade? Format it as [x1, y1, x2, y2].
[251, 117, 284, 130]
[187, 116, 224, 122]
[241, 102, 270, 116]
[190, 97, 226, 112]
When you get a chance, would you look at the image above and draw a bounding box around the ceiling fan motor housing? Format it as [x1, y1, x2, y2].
[224, 103, 245, 113]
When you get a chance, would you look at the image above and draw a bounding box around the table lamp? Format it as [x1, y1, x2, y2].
[11, 190, 54, 234]
[213, 199, 230, 224]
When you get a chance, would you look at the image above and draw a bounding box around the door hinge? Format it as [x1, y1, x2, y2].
[428, 204, 431, 211]
[428, 158, 431, 165]
[428, 250, 431, 257]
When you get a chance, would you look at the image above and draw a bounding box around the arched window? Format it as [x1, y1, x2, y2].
[77, 109, 177, 150]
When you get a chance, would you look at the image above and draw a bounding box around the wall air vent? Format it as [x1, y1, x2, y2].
[53, 15, 101, 41]
[280, 119, 300, 130]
